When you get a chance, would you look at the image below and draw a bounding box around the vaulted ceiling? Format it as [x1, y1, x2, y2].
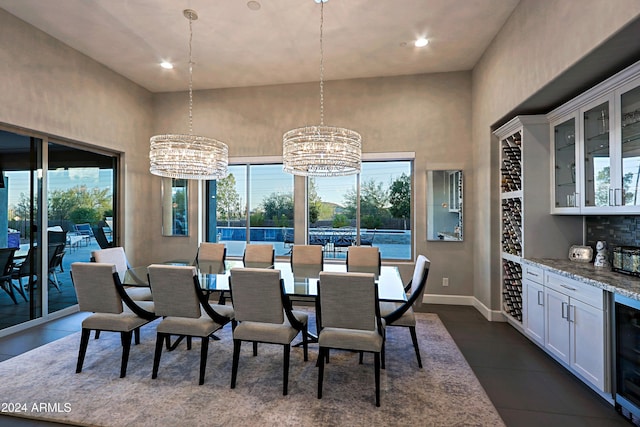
[0, 0, 520, 92]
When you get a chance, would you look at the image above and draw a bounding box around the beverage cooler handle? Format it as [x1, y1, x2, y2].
[569, 304, 575, 323]
[561, 302, 568, 320]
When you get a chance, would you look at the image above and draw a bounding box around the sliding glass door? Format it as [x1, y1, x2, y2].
[1, 128, 118, 334]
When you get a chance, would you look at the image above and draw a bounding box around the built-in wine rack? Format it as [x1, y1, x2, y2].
[502, 259, 522, 321]
[501, 132, 522, 193]
[499, 129, 525, 323]
[501, 198, 522, 256]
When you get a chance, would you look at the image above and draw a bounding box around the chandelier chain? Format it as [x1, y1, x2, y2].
[319, 0, 324, 126]
[188, 13, 194, 135]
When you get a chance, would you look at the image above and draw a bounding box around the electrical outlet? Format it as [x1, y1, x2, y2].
[442, 277, 449, 287]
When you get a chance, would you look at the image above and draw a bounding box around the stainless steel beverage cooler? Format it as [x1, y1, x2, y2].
[614, 293, 640, 421]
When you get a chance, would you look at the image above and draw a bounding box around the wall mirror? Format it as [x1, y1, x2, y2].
[427, 170, 463, 241]
[162, 177, 188, 236]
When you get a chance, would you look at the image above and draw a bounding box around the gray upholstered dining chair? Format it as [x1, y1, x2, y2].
[148, 264, 233, 385]
[316, 271, 384, 407]
[195, 242, 226, 265]
[91, 247, 152, 301]
[346, 246, 381, 274]
[71, 262, 157, 378]
[243, 244, 275, 267]
[379, 254, 430, 368]
[291, 244, 323, 268]
[229, 267, 308, 396]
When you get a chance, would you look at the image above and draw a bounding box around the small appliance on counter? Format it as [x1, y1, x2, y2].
[612, 246, 640, 277]
[568, 245, 593, 263]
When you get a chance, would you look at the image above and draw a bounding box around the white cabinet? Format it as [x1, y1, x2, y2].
[523, 265, 545, 346]
[550, 61, 640, 214]
[543, 271, 607, 393]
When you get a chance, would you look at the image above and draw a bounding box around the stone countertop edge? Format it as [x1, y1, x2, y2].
[524, 258, 640, 302]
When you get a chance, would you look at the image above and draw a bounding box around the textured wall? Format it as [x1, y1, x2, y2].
[471, 0, 640, 312]
[0, 9, 154, 265]
[153, 72, 475, 294]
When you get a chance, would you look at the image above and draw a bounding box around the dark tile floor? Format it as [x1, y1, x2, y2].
[0, 304, 633, 426]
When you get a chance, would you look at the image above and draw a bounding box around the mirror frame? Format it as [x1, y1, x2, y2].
[427, 169, 463, 241]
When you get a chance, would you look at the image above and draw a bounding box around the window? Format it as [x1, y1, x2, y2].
[211, 163, 293, 257]
[309, 160, 412, 260]
[207, 158, 412, 261]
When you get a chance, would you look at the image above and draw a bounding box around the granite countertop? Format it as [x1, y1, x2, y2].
[524, 258, 640, 301]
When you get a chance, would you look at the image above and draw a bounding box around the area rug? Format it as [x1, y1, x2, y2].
[0, 313, 504, 426]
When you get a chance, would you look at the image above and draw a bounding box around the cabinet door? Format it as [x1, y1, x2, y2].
[551, 114, 580, 213]
[581, 95, 614, 211]
[545, 287, 570, 364]
[569, 298, 606, 391]
[619, 80, 640, 209]
[523, 279, 545, 346]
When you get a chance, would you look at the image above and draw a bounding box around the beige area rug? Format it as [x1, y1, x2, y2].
[0, 313, 504, 427]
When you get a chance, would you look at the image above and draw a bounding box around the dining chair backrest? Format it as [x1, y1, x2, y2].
[148, 264, 201, 318]
[197, 242, 226, 263]
[243, 244, 275, 265]
[291, 245, 323, 267]
[72, 262, 123, 314]
[0, 247, 16, 277]
[230, 268, 284, 324]
[91, 247, 129, 280]
[408, 255, 430, 309]
[318, 272, 377, 331]
[346, 246, 380, 272]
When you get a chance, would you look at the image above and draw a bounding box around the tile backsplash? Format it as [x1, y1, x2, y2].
[585, 216, 640, 250]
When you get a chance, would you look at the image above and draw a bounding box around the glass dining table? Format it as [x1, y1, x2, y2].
[123, 260, 407, 302]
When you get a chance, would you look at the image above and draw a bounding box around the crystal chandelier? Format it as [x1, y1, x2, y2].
[149, 9, 228, 180]
[282, 0, 362, 177]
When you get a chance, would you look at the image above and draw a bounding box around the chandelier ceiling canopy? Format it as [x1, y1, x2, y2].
[282, 0, 362, 177]
[149, 9, 228, 180]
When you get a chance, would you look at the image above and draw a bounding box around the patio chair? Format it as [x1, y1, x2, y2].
[379, 255, 430, 368]
[72, 262, 157, 378]
[316, 271, 384, 407]
[74, 223, 94, 245]
[0, 247, 22, 304]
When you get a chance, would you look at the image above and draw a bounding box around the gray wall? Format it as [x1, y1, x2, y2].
[152, 72, 474, 294]
[471, 0, 640, 314]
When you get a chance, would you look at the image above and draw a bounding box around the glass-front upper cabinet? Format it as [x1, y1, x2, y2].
[582, 97, 612, 210]
[552, 114, 580, 213]
[619, 82, 640, 209]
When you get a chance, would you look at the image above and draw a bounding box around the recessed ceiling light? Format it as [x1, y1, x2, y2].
[160, 61, 173, 69]
[414, 38, 429, 48]
[247, 1, 261, 10]
[314, 0, 328, 3]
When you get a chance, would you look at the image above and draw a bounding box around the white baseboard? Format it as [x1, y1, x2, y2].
[423, 294, 506, 322]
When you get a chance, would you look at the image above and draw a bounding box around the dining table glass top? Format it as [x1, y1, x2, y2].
[123, 260, 407, 302]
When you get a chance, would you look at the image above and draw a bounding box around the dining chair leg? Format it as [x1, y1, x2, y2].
[94, 330, 101, 339]
[152, 333, 165, 379]
[120, 331, 132, 378]
[283, 344, 290, 396]
[317, 347, 325, 399]
[374, 352, 381, 407]
[253, 341, 258, 356]
[76, 328, 91, 373]
[187, 336, 192, 350]
[134, 328, 140, 345]
[409, 326, 422, 368]
[1, 282, 18, 304]
[302, 325, 308, 361]
[359, 351, 364, 364]
[199, 336, 209, 385]
[231, 339, 241, 389]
